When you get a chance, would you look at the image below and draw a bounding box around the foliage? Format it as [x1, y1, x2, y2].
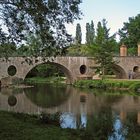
[67, 44, 90, 56]
[68, 19, 118, 58]
[0, 25, 8, 44]
[129, 82, 140, 93]
[26, 63, 64, 78]
[74, 80, 106, 89]
[0, 111, 79, 140]
[0, 43, 17, 57]
[90, 19, 117, 77]
[39, 112, 61, 126]
[24, 84, 69, 109]
[17, 35, 42, 56]
[86, 20, 95, 46]
[0, 26, 17, 57]
[75, 23, 82, 45]
[0, 0, 82, 56]
[74, 79, 140, 93]
[119, 14, 140, 55]
[82, 106, 114, 140]
[123, 112, 140, 140]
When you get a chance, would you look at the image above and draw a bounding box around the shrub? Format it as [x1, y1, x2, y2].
[129, 83, 140, 93]
[39, 112, 61, 126]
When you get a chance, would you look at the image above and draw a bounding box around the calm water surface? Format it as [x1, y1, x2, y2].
[0, 84, 140, 139]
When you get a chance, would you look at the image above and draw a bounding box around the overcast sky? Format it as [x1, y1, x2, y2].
[66, 0, 140, 43]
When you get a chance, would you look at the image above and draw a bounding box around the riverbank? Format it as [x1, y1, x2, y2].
[0, 111, 80, 140]
[24, 77, 140, 93]
[0, 110, 140, 140]
[74, 79, 140, 93]
[24, 77, 66, 84]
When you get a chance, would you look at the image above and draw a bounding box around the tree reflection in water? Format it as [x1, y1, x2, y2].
[81, 106, 114, 140]
[123, 112, 140, 139]
[0, 84, 140, 139]
[24, 84, 71, 108]
[109, 115, 126, 140]
[60, 101, 87, 129]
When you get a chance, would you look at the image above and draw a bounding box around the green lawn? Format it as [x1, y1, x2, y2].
[0, 111, 80, 140]
[74, 79, 140, 93]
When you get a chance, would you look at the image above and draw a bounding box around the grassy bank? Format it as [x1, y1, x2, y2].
[24, 77, 66, 84]
[0, 110, 140, 140]
[0, 111, 80, 140]
[74, 79, 140, 93]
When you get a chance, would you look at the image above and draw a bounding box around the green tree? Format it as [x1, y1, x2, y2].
[86, 21, 95, 46]
[0, 25, 7, 44]
[0, 0, 82, 56]
[85, 106, 114, 140]
[0, 43, 17, 58]
[67, 44, 90, 56]
[26, 63, 64, 78]
[119, 14, 140, 55]
[75, 23, 82, 45]
[90, 20, 95, 44]
[86, 23, 91, 45]
[0, 26, 17, 57]
[92, 19, 117, 78]
[17, 35, 43, 57]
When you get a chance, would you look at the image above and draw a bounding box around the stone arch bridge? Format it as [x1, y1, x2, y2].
[0, 56, 140, 85]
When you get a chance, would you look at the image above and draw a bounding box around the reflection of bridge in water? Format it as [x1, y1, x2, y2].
[0, 87, 140, 126]
[1, 55, 140, 85]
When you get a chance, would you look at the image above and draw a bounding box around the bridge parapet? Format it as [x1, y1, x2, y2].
[0, 56, 140, 86]
[0, 57, 96, 85]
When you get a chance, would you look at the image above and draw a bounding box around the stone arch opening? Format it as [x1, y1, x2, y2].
[112, 64, 127, 79]
[7, 65, 17, 76]
[25, 62, 74, 84]
[80, 65, 87, 74]
[133, 66, 139, 72]
[133, 66, 140, 79]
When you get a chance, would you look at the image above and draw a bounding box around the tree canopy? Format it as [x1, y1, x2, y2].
[0, 0, 82, 56]
[119, 14, 140, 55]
[90, 19, 117, 77]
[86, 20, 95, 46]
[75, 23, 82, 45]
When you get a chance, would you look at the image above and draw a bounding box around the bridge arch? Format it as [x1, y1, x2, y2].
[112, 64, 127, 79]
[24, 61, 74, 84]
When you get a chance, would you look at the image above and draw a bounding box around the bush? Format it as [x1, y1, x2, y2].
[129, 83, 140, 93]
[74, 79, 140, 93]
[39, 112, 61, 126]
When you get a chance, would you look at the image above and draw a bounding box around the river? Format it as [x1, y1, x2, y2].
[0, 84, 140, 139]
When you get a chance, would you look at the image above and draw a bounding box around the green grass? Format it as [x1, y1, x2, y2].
[0, 111, 80, 140]
[74, 79, 140, 93]
[1, 111, 139, 140]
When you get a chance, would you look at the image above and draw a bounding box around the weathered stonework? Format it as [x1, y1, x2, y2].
[0, 56, 140, 86]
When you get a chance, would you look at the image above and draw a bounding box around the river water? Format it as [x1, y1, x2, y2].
[0, 84, 140, 139]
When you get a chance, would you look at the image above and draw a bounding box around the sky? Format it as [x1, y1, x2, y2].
[66, 0, 140, 43]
